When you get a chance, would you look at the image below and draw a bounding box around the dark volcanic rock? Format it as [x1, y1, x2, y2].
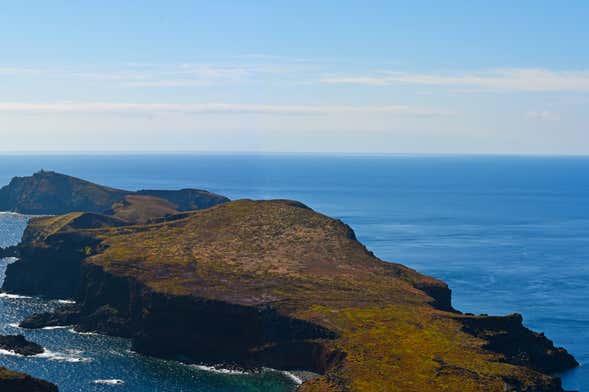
[20, 304, 81, 329]
[3, 232, 95, 298]
[0, 245, 19, 259]
[0, 334, 44, 356]
[0, 367, 58, 391]
[461, 313, 579, 374]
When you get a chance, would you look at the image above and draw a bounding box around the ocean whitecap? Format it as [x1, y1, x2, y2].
[282, 371, 304, 385]
[92, 379, 125, 385]
[0, 348, 24, 357]
[68, 328, 98, 336]
[192, 364, 248, 375]
[41, 325, 70, 330]
[36, 349, 92, 363]
[55, 299, 76, 304]
[0, 292, 31, 300]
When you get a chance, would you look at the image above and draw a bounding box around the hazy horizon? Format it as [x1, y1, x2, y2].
[2, 1, 588, 154]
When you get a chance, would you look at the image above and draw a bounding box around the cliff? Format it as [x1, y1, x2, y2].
[0, 170, 229, 217]
[0, 367, 58, 392]
[3, 199, 578, 391]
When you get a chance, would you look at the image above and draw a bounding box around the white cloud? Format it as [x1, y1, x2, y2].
[0, 61, 310, 87]
[525, 111, 561, 121]
[0, 102, 452, 117]
[320, 68, 589, 92]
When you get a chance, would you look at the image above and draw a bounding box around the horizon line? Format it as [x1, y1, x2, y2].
[0, 150, 589, 158]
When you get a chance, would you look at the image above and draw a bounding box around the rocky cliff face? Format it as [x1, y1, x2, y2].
[3, 231, 95, 298]
[0, 367, 58, 392]
[3, 198, 579, 392]
[460, 314, 578, 374]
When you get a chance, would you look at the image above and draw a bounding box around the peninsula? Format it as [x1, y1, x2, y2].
[0, 172, 578, 391]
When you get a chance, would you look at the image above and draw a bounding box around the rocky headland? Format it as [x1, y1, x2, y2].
[0, 172, 579, 391]
[0, 170, 229, 218]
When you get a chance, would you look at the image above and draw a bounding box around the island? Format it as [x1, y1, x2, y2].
[0, 171, 579, 391]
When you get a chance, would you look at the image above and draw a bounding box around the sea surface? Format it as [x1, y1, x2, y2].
[0, 154, 588, 391]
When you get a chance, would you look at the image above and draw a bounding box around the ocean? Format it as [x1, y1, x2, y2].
[0, 154, 587, 391]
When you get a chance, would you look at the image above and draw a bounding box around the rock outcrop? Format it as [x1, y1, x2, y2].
[0, 245, 18, 259]
[0, 334, 44, 356]
[0, 367, 57, 392]
[4, 197, 578, 392]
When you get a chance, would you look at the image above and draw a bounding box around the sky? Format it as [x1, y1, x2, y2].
[1, 1, 588, 154]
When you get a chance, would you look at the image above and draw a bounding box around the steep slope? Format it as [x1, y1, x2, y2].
[0, 170, 229, 216]
[3, 200, 577, 391]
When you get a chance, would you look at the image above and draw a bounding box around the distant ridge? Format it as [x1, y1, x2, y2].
[0, 170, 230, 220]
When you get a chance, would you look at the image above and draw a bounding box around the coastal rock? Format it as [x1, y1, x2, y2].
[0, 367, 58, 391]
[3, 197, 578, 391]
[0, 245, 19, 259]
[460, 313, 579, 373]
[20, 304, 81, 329]
[0, 334, 44, 356]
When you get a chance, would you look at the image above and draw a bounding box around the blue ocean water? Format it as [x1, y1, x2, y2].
[0, 154, 587, 391]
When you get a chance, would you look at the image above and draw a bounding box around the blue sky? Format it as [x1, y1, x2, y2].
[1, 1, 588, 153]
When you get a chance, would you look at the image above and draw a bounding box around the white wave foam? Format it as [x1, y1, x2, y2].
[36, 349, 92, 363]
[92, 379, 125, 385]
[282, 371, 304, 385]
[56, 299, 76, 304]
[0, 212, 27, 218]
[192, 364, 248, 375]
[0, 348, 23, 357]
[68, 328, 98, 336]
[0, 347, 91, 363]
[0, 292, 31, 299]
[41, 326, 69, 330]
